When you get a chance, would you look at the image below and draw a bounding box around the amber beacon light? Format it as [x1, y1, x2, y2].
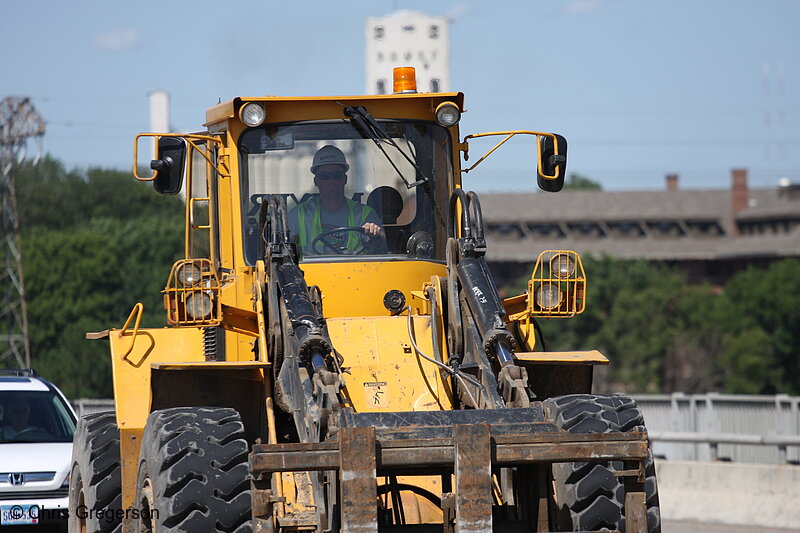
[393, 66, 417, 93]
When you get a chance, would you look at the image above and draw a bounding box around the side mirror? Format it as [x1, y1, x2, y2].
[150, 137, 186, 195]
[537, 134, 567, 193]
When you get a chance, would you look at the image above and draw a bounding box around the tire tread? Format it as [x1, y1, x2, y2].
[135, 407, 252, 533]
[544, 394, 661, 533]
[69, 412, 122, 533]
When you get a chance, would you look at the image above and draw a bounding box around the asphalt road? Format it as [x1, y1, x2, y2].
[665, 521, 800, 533]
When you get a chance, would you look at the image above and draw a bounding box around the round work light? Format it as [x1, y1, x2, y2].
[550, 253, 576, 279]
[239, 102, 266, 127]
[435, 102, 461, 127]
[534, 282, 563, 310]
[185, 292, 213, 320]
[176, 263, 202, 287]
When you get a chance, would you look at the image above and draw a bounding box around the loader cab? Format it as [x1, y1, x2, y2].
[239, 119, 453, 265]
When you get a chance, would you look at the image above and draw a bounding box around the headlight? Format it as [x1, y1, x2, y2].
[176, 263, 202, 286]
[534, 282, 562, 310]
[550, 253, 576, 279]
[239, 102, 266, 127]
[185, 292, 213, 320]
[435, 102, 461, 127]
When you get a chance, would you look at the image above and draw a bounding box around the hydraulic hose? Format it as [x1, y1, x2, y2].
[404, 302, 486, 408]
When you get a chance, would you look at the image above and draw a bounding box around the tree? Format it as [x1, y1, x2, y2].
[527, 257, 688, 392]
[562, 173, 602, 190]
[15, 157, 185, 398]
[23, 227, 122, 397]
[718, 259, 800, 393]
[504, 256, 800, 395]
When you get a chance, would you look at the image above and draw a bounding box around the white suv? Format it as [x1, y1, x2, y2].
[0, 369, 77, 529]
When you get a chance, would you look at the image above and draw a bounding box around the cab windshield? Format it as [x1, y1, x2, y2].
[239, 121, 452, 264]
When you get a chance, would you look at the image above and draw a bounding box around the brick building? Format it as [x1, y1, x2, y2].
[480, 169, 800, 287]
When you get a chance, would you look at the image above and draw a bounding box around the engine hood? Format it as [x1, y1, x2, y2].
[0, 442, 72, 474]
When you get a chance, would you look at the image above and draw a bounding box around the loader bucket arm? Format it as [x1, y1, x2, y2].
[444, 190, 534, 409]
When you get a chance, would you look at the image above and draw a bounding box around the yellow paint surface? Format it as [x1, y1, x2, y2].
[327, 315, 453, 413]
[514, 349, 609, 365]
[108, 326, 205, 428]
[302, 261, 446, 318]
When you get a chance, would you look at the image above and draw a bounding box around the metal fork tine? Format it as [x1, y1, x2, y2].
[339, 426, 378, 533]
[454, 423, 493, 533]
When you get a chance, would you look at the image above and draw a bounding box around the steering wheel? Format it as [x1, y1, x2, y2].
[12, 427, 54, 441]
[310, 226, 381, 255]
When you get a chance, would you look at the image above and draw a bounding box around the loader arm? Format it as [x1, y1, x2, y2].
[257, 194, 348, 531]
[443, 190, 534, 410]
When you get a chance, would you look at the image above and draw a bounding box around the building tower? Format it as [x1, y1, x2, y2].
[365, 11, 450, 95]
[0, 97, 45, 368]
[149, 90, 170, 159]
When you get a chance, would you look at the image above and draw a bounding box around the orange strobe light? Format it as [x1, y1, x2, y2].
[393, 66, 417, 93]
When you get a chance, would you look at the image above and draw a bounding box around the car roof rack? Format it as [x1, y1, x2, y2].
[0, 368, 37, 377]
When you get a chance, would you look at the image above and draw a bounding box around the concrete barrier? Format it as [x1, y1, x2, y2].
[656, 459, 800, 528]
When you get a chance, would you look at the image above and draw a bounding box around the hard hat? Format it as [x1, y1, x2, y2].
[311, 145, 349, 174]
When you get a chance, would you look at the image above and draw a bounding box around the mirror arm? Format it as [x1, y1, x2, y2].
[461, 132, 516, 173]
[460, 130, 558, 174]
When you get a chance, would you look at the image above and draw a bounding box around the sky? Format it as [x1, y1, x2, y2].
[3, 0, 799, 193]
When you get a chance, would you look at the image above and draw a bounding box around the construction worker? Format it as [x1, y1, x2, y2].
[289, 145, 386, 255]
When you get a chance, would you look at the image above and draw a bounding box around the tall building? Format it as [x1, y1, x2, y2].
[365, 11, 450, 95]
[148, 90, 170, 160]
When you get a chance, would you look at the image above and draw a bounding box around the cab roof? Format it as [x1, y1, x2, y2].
[205, 92, 465, 128]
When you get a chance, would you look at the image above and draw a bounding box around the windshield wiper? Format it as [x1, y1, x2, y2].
[343, 105, 429, 189]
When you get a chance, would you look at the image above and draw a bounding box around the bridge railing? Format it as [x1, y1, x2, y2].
[71, 393, 800, 464]
[71, 398, 115, 418]
[635, 393, 800, 464]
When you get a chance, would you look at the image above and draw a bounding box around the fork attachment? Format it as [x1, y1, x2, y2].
[249, 407, 650, 533]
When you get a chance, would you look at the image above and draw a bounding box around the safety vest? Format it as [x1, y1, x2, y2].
[296, 198, 373, 252]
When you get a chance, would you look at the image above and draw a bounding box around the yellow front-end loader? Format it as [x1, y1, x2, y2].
[69, 67, 660, 533]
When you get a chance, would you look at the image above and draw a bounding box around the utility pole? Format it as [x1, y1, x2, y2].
[1, 96, 45, 369]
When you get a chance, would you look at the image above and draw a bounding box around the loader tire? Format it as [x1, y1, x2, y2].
[544, 394, 661, 532]
[68, 412, 122, 533]
[133, 407, 252, 533]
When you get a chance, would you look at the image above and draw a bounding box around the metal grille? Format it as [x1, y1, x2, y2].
[0, 488, 68, 500]
[0, 472, 55, 484]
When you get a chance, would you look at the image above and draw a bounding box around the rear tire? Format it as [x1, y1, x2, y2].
[68, 412, 122, 533]
[544, 394, 661, 532]
[132, 407, 252, 533]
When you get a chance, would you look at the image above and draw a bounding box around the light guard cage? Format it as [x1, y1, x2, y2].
[529, 250, 586, 317]
[164, 258, 222, 326]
